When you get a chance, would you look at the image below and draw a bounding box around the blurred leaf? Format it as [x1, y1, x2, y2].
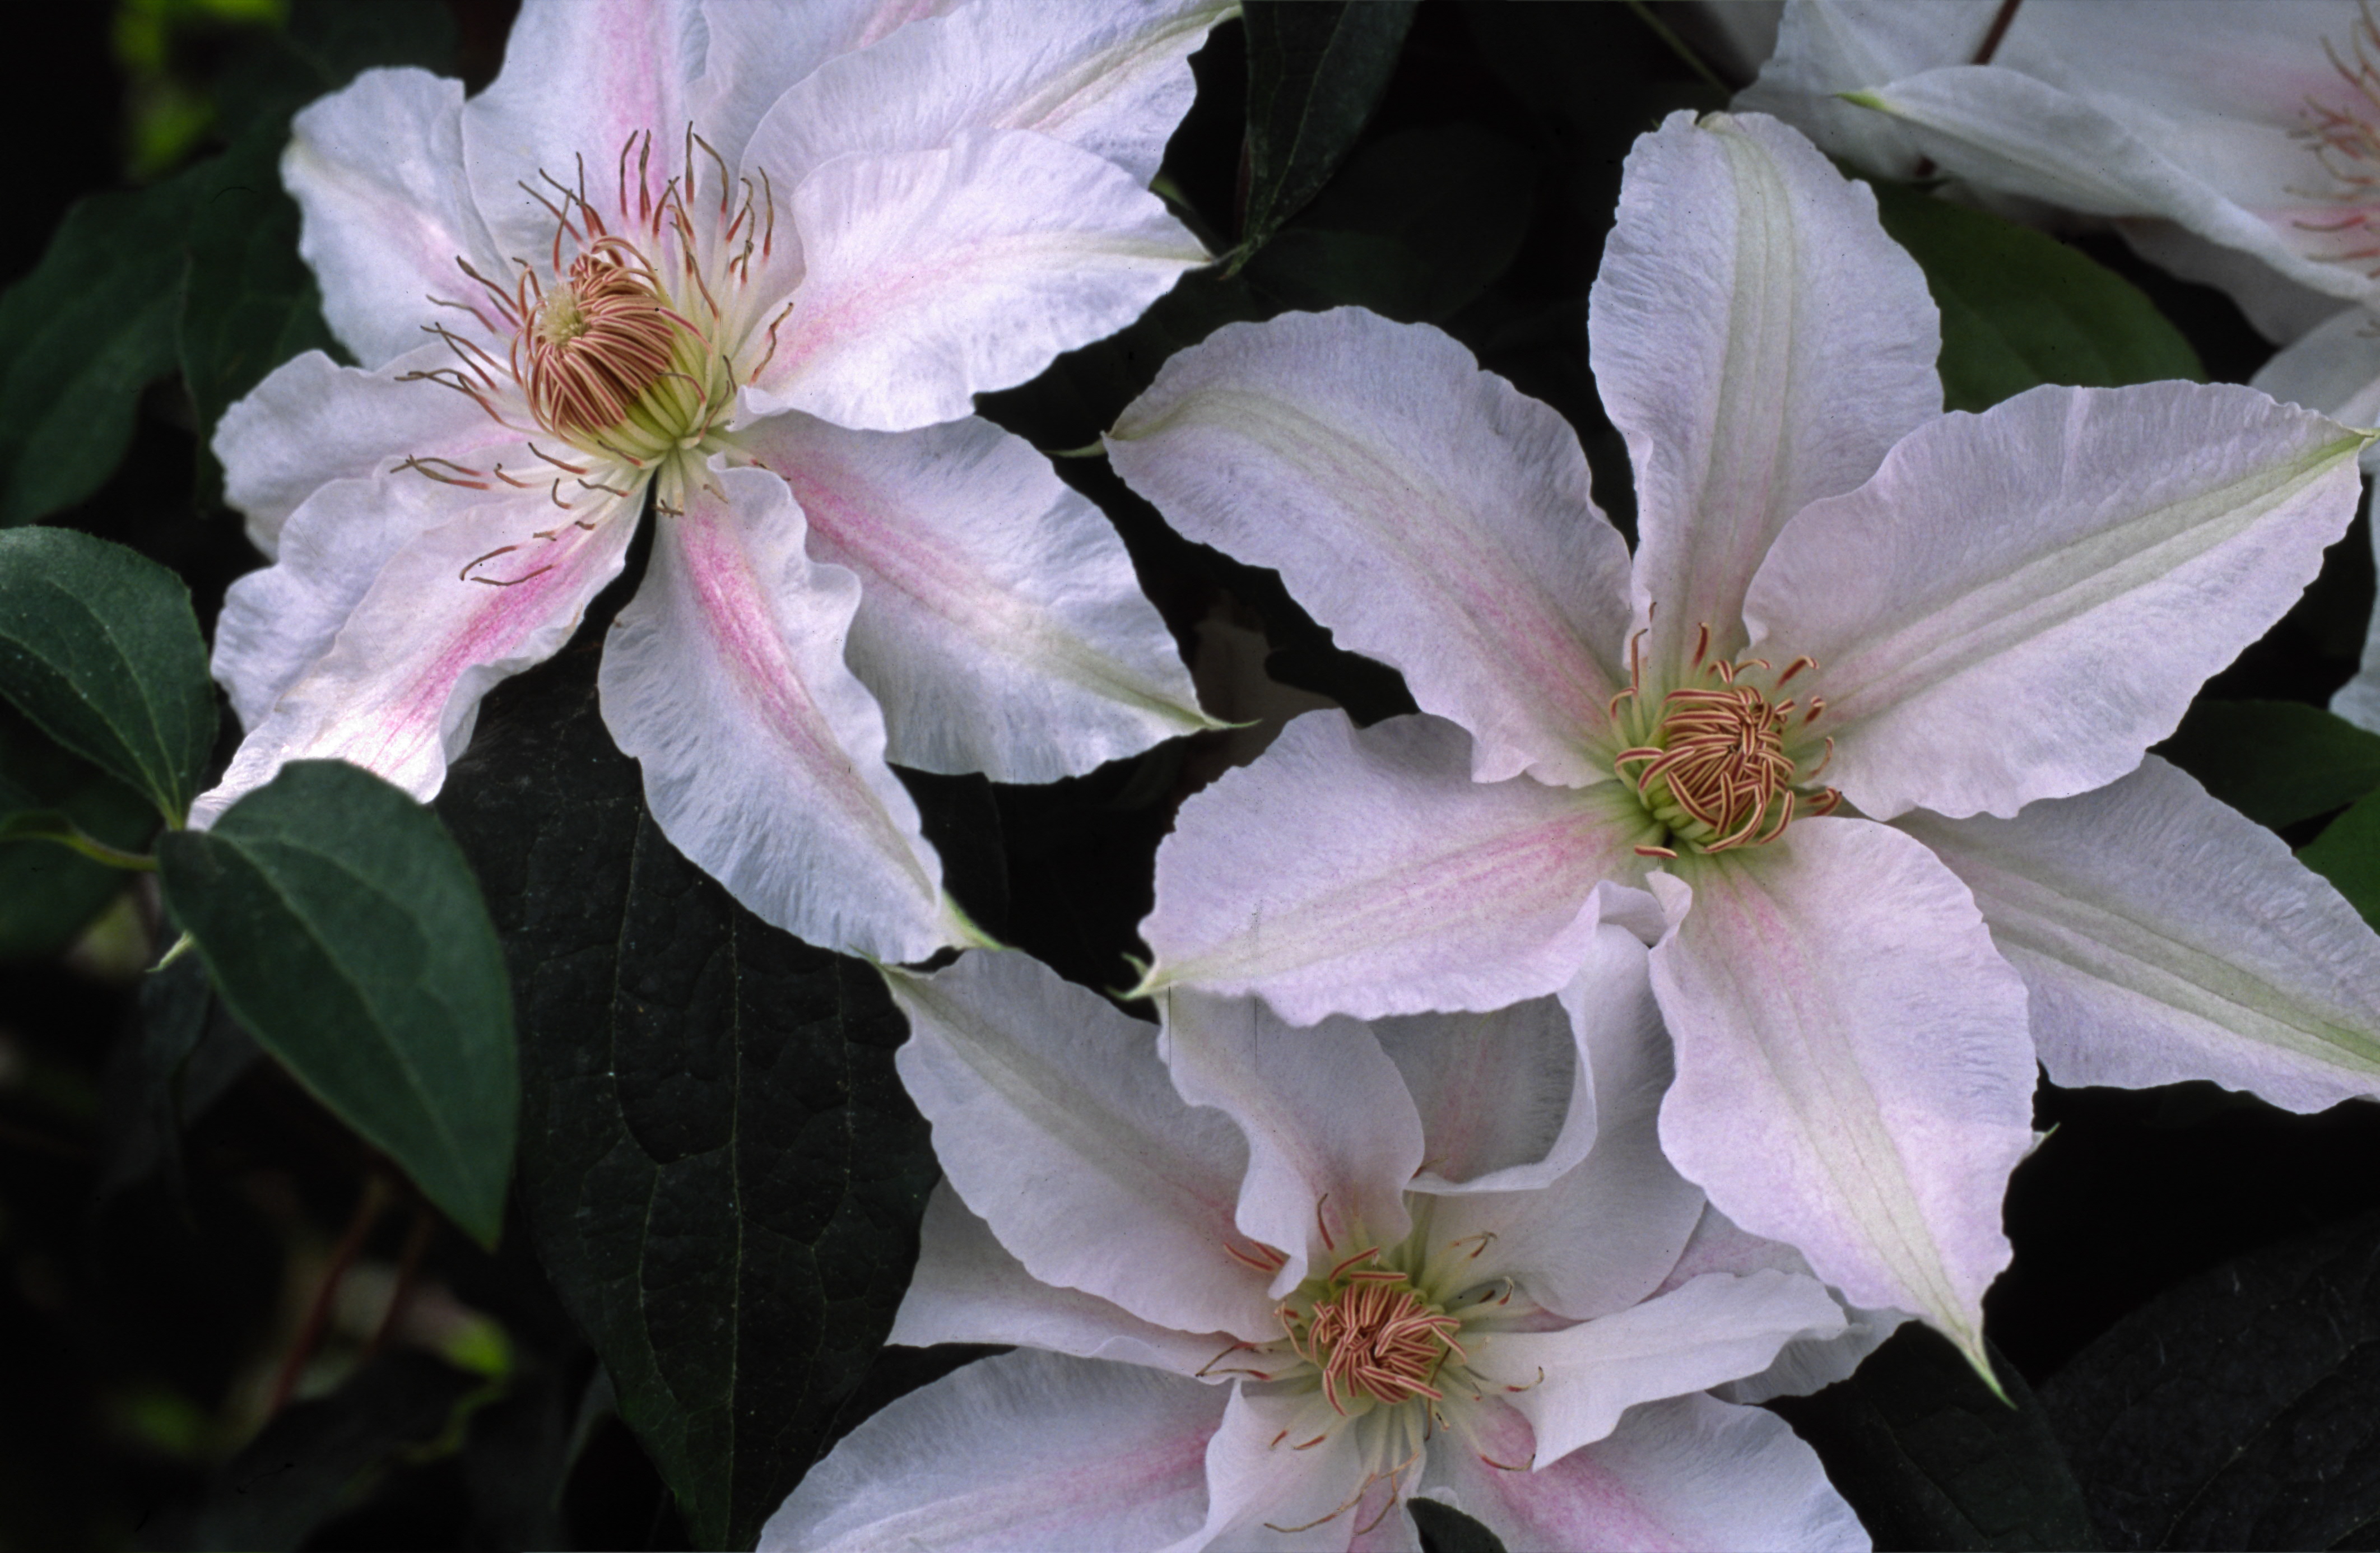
[140, 1352, 483, 1553]
[0, 526, 215, 823]
[0, 173, 208, 524]
[101, 953, 259, 1198]
[1239, 0, 1417, 253]
[0, 704, 155, 959]
[157, 760, 517, 1245]
[1872, 183, 2205, 413]
[179, 112, 338, 481]
[2302, 785, 2380, 928]
[2041, 1209, 2380, 1550]
[437, 645, 940, 1552]
[1765, 1327, 2101, 1552]
[2158, 700, 2380, 829]
[1248, 125, 1537, 322]
[212, 0, 455, 140]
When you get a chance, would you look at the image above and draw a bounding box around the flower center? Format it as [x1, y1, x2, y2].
[521, 240, 720, 455]
[1280, 1247, 1464, 1416]
[1610, 625, 1839, 855]
[2291, 8, 2380, 271]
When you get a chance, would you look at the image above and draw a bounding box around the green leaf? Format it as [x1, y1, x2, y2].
[2156, 700, 2380, 829]
[0, 705, 155, 960]
[1765, 1327, 2102, 1551]
[156, 760, 517, 1245]
[179, 113, 340, 473]
[2302, 785, 2380, 928]
[1871, 182, 2205, 413]
[436, 645, 940, 1552]
[2040, 1210, 2380, 1550]
[1238, 0, 1419, 253]
[0, 526, 215, 824]
[0, 172, 208, 524]
[1247, 124, 1537, 322]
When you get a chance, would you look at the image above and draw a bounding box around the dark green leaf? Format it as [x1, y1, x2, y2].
[179, 114, 340, 473]
[100, 954, 259, 1199]
[1765, 1326, 2101, 1551]
[1248, 125, 1536, 322]
[2041, 1210, 2380, 1550]
[157, 760, 517, 1245]
[2157, 700, 2380, 829]
[0, 174, 208, 524]
[1871, 182, 2205, 413]
[1239, 0, 1418, 252]
[0, 526, 215, 823]
[436, 645, 940, 1552]
[139, 1352, 484, 1552]
[0, 704, 155, 959]
[2303, 785, 2380, 928]
[214, 0, 457, 141]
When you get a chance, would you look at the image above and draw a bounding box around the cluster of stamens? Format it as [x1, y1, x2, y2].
[2290, 3, 2380, 271]
[392, 127, 796, 583]
[1281, 1246, 1466, 1415]
[1610, 624, 1839, 857]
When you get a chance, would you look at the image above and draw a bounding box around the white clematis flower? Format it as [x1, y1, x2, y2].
[197, 0, 1231, 961]
[1105, 110, 2380, 1373]
[765, 943, 1871, 1552]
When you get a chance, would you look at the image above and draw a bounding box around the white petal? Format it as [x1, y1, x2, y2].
[215, 346, 526, 556]
[283, 68, 502, 368]
[1376, 996, 1591, 1197]
[1161, 992, 1424, 1296]
[2341, 489, 2380, 736]
[743, 0, 1232, 192]
[749, 128, 1205, 433]
[459, 0, 706, 262]
[891, 1182, 1235, 1375]
[1138, 712, 1658, 1026]
[1423, 1393, 1867, 1553]
[1421, 934, 1704, 1323]
[1647, 819, 2036, 1373]
[1902, 756, 2380, 1113]
[885, 949, 1271, 1338]
[1735, 0, 1998, 179]
[597, 466, 964, 963]
[1850, 62, 2380, 306]
[760, 1348, 1224, 1553]
[1591, 109, 1940, 670]
[1749, 381, 2368, 820]
[2253, 305, 2380, 430]
[2131, 222, 2355, 346]
[1108, 308, 1633, 787]
[738, 411, 1214, 780]
[1656, 1206, 1909, 1405]
[193, 486, 635, 826]
[1184, 1387, 1388, 1553]
[691, 0, 965, 177]
[1490, 1271, 1846, 1464]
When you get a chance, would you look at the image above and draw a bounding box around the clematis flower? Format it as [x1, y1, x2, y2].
[765, 942, 1871, 1552]
[1105, 110, 2380, 1371]
[196, 0, 1231, 960]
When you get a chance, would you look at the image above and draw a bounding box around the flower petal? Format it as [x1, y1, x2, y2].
[2253, 304, 2380, 431]
[1184, 1386, 1388, 1553]
[691, 0, 963, 178]
[215, 346, 527, 556]
[743, 0, 1233, 192]
[884, 949, 1270, 1339]
[1423, 937, 1705, 1323]
[1137, 711, 1657, 1026]
[1490, 1271, 1846, 1464]
[1161, 991, 1424, 1296]
[1375, 997, 1591, 1197]
[1900, 756, 2380, 1113]
[459, 0, 706, 262]
[759, 1348, 1224, 1553]
[597, 465, 963, 963]
[1108, 308, 1633, 787]
[1591, 109, 1939, 670]
[891, 1182, 1235, 1375]
[1654, 1206, 1909, 1406]
[749, 128, 1205, 433]
[193, 485, 635, 826]
[1848, 61, 2380, 306]
[1423, 1393, 1867, 1553]
[283, 68, 502, 368]
[738, 411, 1214, 780]
[1748, 381, 2368, 820]
[1648, 818, 2036, 1373]
[1735, 0, 1997, 179]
